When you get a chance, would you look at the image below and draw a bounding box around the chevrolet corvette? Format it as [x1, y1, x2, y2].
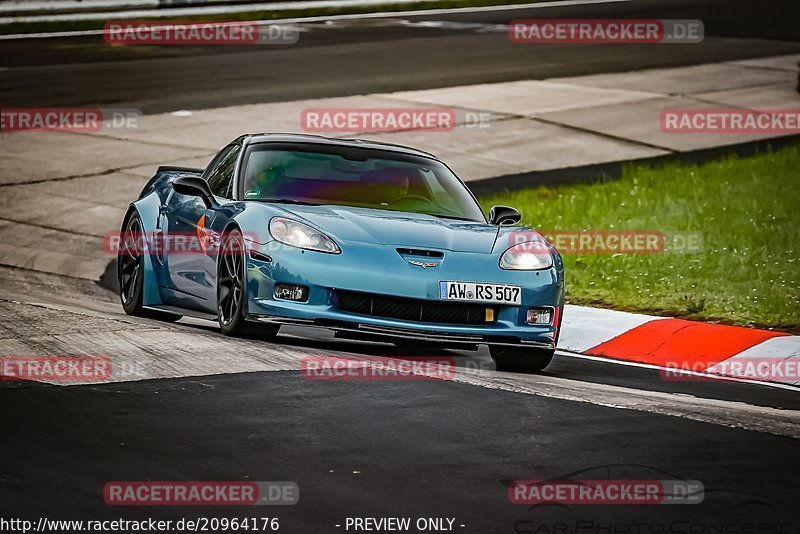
[117, 134, 564, 372]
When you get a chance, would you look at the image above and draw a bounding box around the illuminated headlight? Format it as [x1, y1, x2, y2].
[269, 217, 341, 254]
[499, 241, 552, 270]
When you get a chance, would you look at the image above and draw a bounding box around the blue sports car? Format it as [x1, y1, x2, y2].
[118, 134, 564, 372]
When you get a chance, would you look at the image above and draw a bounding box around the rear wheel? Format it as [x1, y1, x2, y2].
[118, 212, 182, 322]
[119, 213, 145, 316]
[489, 345, 554, 373]
[217, 229, 279, 339]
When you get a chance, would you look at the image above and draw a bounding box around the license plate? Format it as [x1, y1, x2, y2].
[439, 281, 522, 305]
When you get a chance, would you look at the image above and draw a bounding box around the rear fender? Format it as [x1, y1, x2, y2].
[130, 193, 164, 307]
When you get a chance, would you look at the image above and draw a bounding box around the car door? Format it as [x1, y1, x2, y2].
[163, 144, 240, 312]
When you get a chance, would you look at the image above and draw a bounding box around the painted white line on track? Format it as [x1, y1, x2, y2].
[1, 0, 446, 24]
[555, 350, 800, 392]
[0, 1, 157, 15]
[2, 298, 796, 437]
[558, 304, 666, 353]
[451, 363, 800, 439]
[706, 336, 800, 386]
[0, 0, 638, 40]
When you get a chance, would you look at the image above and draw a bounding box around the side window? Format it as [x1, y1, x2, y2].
[206, 145, 241, 198]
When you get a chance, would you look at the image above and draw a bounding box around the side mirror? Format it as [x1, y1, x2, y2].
[488, 205, 521, 226]
[173, 176, 217, 209]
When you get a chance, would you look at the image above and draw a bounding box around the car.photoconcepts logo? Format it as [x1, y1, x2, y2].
[505, 464, 792, 533]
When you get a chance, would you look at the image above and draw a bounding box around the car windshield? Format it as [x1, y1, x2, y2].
[241, 145, 486, 222]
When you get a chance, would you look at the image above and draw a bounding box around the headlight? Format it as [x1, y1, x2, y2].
[269, 217, 341, 254]
[500, 241, 552, 270]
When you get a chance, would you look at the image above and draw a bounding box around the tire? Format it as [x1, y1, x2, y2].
[489, 345, 554, 373]
[217, 229, 279, 339]
[118, 211, 182, 322]
[118, 212, 145, 316]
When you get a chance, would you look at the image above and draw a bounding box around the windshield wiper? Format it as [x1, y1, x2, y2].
[419, 212, 477, 222]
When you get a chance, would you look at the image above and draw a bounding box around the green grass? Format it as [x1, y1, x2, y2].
[0, 0, 543, 35]
[480, 145, 800, 331]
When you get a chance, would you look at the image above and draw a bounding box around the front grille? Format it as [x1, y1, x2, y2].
[336, 290, 495, 325]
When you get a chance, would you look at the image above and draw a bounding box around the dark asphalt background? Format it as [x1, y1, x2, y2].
[1, 0, 799, 531]
[0, 0, 798, 113]
[2, 372, 799, 531]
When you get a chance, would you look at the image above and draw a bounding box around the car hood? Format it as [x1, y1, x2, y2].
[280, 205, 500, 254]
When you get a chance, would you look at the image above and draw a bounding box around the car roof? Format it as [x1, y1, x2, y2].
[237, 133, 438, 160]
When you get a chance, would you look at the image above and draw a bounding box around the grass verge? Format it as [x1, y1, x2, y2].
[480, 144, 800, 331]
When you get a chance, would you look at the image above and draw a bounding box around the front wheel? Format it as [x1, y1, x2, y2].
[489, 345, 554, 373]
[217, 229, 279, 339]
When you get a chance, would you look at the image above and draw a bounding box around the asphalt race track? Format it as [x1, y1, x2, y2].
[0, 0, 799, 112]
[1, 0, 799, 531]
[1, 255, 799, 530]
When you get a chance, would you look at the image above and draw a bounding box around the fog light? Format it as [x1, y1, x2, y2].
[526, 307, 552, 325]
[274, 284, 308, 302]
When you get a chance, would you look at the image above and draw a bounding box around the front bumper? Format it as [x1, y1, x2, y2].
[244, 240, 564, 347]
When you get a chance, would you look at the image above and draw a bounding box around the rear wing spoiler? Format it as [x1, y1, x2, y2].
[138, 166, 204, 200]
